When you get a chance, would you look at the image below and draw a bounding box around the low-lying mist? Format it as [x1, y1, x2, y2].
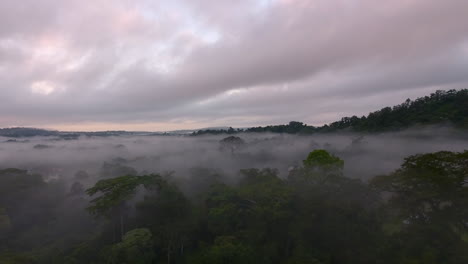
[1, 126, 468, 263]
[1, 126, 466, 187]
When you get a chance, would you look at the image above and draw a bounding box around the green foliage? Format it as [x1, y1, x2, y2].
[0, 168, 66, 252]
[0, 169, 46, 222]
[0, 251, 37, 264]
[327, 89, 468, 131]
[3, 148, 468, 263]
[193, 89, 468, 135]
[108, 228, 155, 264]
[194, 236, 255, 264]
[288, 150, 382, 263]
[286, 244, 323, 264]
[372, 151, 468, 228]
[204, 183, 247, 236]
[0, 207, 11, 232]
[135, 181, 192, 264]
[192, 127, 243, 136]
[372, 151, 468, 263]
[238, 168, 293, 227]
[86, 174, 163, 216]
[0, 169, 45, 201]
[289, 150, 345, 188]
[246, 121, 313, 134]
[302, 149, 344, 169]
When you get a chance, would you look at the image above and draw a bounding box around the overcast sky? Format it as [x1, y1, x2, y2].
[1, 0, 467, 131]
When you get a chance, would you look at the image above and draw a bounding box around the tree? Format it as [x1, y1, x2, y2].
[371, 151, 468, 229]
[324, 89, 468, 132]
[302, 149, 344, 171]
[136, 181, 191, 264]
[0, 207, 11, 234]
[237, 169, 293, 262]
[289, 149, 344, 186]
[194, 236, 255, 264]
[86, 174, 164, 240]
[107, 228, 155, 264]
[287, 150, 381, 263]
[371, 151, 468, 263]
[219, 136, 245, 153]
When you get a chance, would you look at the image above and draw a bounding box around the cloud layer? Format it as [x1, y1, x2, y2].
[1, 0, 468, 131]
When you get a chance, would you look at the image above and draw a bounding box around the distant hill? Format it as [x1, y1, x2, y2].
[0, 128, 156, 139]
[2, 89, 466, 137]
[165, 127, 232, 135]
[0, 127, 59, 138]
[193, 89, 468, 135]
[191, 127, 244, 136]
[324, 89, 468, 132]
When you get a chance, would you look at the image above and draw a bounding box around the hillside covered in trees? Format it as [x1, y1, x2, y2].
[325, 89, 468, 132]
[193, 89, 468, 135]
[2, 90, 466, 138]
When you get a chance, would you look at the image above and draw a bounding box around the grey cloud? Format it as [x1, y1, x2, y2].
[0, 0, 467, 129]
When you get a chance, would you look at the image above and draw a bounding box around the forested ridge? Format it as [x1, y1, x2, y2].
[1, 149, 467, 263]
[325, 89, 468, 132]
[2, 89, 466, 138]
[193, 89, 468, 135]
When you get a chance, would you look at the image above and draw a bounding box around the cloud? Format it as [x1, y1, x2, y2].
[0, 0, 467, 130]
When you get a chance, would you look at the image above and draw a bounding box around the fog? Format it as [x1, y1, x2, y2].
[1, 127, 467, 263]
[1, 126, 467, 188]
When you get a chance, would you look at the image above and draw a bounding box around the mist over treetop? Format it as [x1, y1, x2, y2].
[1, 0, 468, 262]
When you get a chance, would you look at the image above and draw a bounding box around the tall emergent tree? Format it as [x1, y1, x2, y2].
[86, 174, 164, 240]
[372, 150, 468, 229]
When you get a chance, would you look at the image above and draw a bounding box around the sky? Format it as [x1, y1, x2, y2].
[1, 0, 468, 131]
